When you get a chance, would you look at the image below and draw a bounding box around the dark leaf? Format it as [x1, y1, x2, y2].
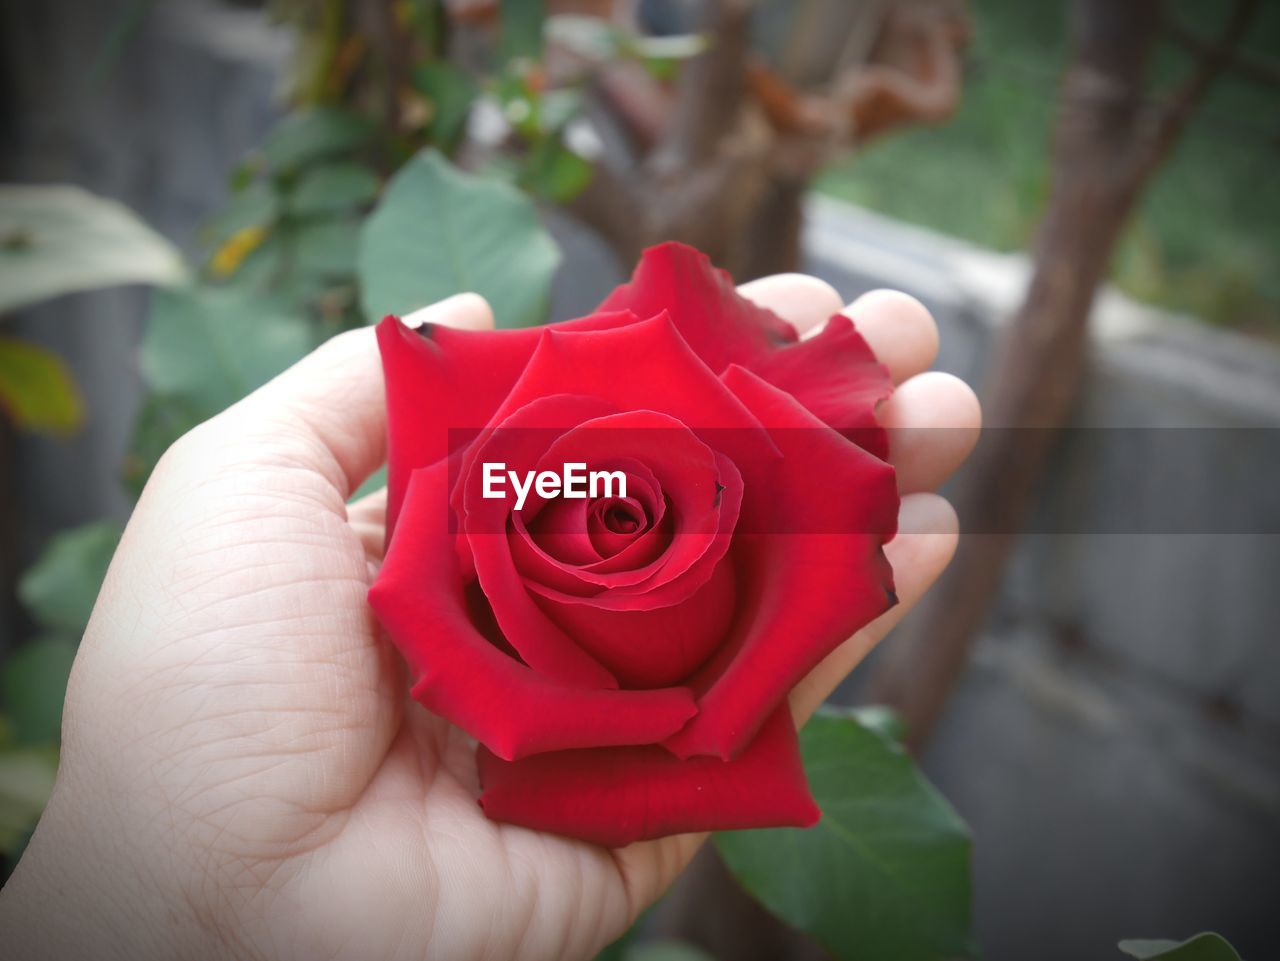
[413, 62, 478, 152]
[262, 108, 375, 174]
[357, 149, 559, 327]
[499, 0, 545, 64]
[140, 285, 312, 415]
[288, 162, 380, 216]
[714, 708, 975, 961]
[18, 520, 122, 636]
[1, 637, 77, 745]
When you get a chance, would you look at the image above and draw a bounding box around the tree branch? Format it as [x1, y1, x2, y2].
[650, 0, 753, 171]
[864, 0, 1262, 753]
[564, 158, 646, 263]
[1162, 8, 1280, 89]
[1131, 0, 1262, 181]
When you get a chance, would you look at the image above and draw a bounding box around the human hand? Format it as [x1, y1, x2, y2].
[0, 276, 978, 961]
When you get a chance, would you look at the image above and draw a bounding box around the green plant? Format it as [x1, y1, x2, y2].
[2, 7, 979, 958]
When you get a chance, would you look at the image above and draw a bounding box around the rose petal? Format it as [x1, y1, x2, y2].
[663, 365, 899, 761]
[521, 495, 601, 568]
[527, 452, 741, 610]
[510, 504, 674, 597]
[745, 313, 893, 460]
[376, 310, 642, 536]
[369, 464, 698, 760]
[461, 396, 624, 689]
[525, 458, 666, 576]
[525, 411, 734, 601]
[477, 705, 818, 847]
[594, 245, 893, 457]
[534, 555, 737, 689]
[526, 450, 742, 690]
[484, 313, 777, 445]
[595, 242, 798, 373]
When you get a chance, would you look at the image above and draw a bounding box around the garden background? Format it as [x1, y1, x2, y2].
[1, 2, 1278, 960]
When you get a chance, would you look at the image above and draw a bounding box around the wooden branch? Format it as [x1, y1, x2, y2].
[1131, 0, 1262, 181]
[564, 158, 646, 263]
[1162, 8, 1280, 89]
[650, 0, 753, 170]
[864, 0, 1255, 752]
[593, 62, 671, 153]
[746, 1, 968, 147]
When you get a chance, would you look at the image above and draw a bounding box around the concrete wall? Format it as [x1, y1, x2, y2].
[5, 4, 1279, 959]
[2, 0, 288, 553]
[801, 200, 1280, 961]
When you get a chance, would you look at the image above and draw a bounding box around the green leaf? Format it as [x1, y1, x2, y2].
[1119, 933, 1243, 961]
[261, 108, 375, 174]
[0, 338, 82, 433]
[293, 219, 360, 277]
[224, 230, 287, 290]
[288, 163, 380, 216]
[0, 746, 58, 855]
[203, 179, 280, 247]
[0, 184, 186, 314]
[18, 520, 122, 636]
[499, 0, 545, 63]
[2, 638, 77, 746]
[625, 942, 717, 961]
[140, 286, 312, 415]
[714, 709, 974, 961]
[357, 149, 560, 327]
[121, 392, 207, 497]
[413, 62, 478, 152]
[521, 137, 593, 203]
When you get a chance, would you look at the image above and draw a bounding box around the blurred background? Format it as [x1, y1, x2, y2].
[1, 1, 1277, 959]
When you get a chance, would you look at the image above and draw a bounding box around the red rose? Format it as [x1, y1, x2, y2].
[369, 243, 898, 847]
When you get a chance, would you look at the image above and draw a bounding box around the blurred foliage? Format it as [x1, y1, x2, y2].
[1, 638, 77, 747]
[0, 338, 81, 434]
[359, 149, 561, 326]
[140, 286, 314, 416]
[0, 185, 186, 315]
[715, 708, 974, 961]
[0, 185, 185, 439]
[1, 7, 978, 948]
[5, 2, 572, 867]
[1119, 933, 1243, 961]
[0, 743, 56, 857]
[816, 0, 1280, 336]
[17, 520, 122, 638]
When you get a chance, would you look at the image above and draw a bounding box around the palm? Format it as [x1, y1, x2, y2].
[256, 495, 693, 961]
[32, 280, 974, 961]
[103, 479, 685, 961]
[298, 710, 683, 961]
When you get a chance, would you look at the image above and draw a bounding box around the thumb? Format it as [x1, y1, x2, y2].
[214, 292, 495, 501]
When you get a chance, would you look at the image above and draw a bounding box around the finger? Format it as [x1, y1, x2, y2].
[789, 493, 959, 724]
[737, 273, 843, 335]
[880, 372, 982, 493]
[348, 486, 388, 564]
[210, 292, 494, 499]
[843, 289, 939, 385]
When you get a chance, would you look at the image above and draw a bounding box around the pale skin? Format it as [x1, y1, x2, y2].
[0, 277, 980, 961]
